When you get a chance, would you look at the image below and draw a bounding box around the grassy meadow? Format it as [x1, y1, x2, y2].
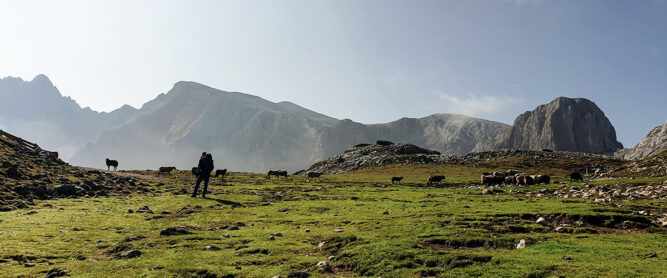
[0, 164, 665, 277]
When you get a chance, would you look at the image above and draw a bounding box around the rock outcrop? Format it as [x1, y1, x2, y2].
[616, 121, 667, 160]
[498, 97, 622, 154]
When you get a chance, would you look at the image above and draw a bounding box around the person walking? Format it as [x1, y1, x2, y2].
[192, 152, 214, 198]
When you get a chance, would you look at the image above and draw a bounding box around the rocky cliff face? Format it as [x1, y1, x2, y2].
[498, 97, 623, 154]
[616, 121, 667, 160]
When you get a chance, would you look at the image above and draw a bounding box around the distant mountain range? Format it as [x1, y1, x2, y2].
[1, 74, 640, 172]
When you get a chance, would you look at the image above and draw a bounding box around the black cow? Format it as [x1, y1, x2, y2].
[105, 158, 118, 171]
[215, 169, 227, 178]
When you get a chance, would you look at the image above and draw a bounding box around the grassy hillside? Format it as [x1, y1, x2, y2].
[1, 164, 665, 277]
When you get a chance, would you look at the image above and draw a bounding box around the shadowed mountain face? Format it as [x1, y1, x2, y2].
[0, 75, 138, 159]
[498, 97, 623, 154]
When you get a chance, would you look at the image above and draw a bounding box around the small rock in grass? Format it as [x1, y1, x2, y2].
[328, 255, 335, 260]
[318, 241, 326, 248]
[127, 209, 134, 213]
[24, 262, 35, 267]
[516, 239, 526, 249]
[203, 245, 220, 251]
[562, 256, 573, 261]
[305, 229, 310, 233]
[333, 228, 343, 233]
[536, 217, 547, 225]
[382, 211, 389, 215]
[269, 235, 275, 240]
[228, 225, 239, 230]
[160, 226, 192, 236]
[555, 226, 565, 233]
[137, 206, 153, 214]
[161, 210, 171, 215]
[646, 253, 657, 258]
[316, 261, 332, 273]
[116, 250, 142, 259]
[222, 233, 230, 238]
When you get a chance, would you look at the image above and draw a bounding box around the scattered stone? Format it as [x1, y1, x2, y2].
[277, 208, 288, 212]
[122, 235, 146, 242]
[222, 233, 230, 238]
[160, 226, 192, 236]
[562, 256, 573, 261]
[203, 245, 221, 251]
[333, 228, 343, 233]
[161, 210, 171, 215]
[382, 211, 389, 215]
[555, 227, 565, 233]
[137, 206, 153, 214]
[116, 249, 142, 259]
[482, 189, 489, 195]
[646, 253, 657, 258]
[536, 217, 547, 226]
[316, 260, 332, 273]
[516, 239, 526, 249]
[269, 235, 275, 240]
[305, 229, 310, 233]
[328, 255, 335, 260]
[127, 209, 134, 213]
[24, 262, 35, 267]
[318, 241, 326, 248]
[228, 225, 239, 230]
[45, 268, 68, 278]
[88, 258, 99, 263]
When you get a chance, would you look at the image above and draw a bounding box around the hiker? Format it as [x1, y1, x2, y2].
[192, 152, 214, 198]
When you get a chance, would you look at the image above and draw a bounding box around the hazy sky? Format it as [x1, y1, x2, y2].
[1, 0, 665, 147]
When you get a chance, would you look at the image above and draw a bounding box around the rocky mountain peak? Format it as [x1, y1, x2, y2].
[616, 121, 667, 160]
[499, 97, 623, 154]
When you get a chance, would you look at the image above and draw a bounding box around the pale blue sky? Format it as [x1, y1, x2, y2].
[1, 0, 665, 147]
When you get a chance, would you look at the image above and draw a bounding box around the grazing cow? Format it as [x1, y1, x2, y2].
[492, 172, 506, 177]
[391, 176, 403, 184]
[481, 175, 504, 186]
[306, 171, 322, 181]
[570, 172, 583, 182]
[505, 176, 515, 185]
[506, 170, 521, 176]
[105, 158, 118, 171]
[523, 175, 535, 185]
[427, 175, 446, 185]
[266, 170, 288, 180]
[515, 175, 525, 185]
[215, 169, 227, 178]
[192, 167, 200, 177]
[158, 166, 176, 175]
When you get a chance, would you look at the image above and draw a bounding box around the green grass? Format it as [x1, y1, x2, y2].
[1, 166, 665, 277]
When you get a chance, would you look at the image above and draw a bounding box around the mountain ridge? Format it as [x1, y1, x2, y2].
[1, 74, 643, 172]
